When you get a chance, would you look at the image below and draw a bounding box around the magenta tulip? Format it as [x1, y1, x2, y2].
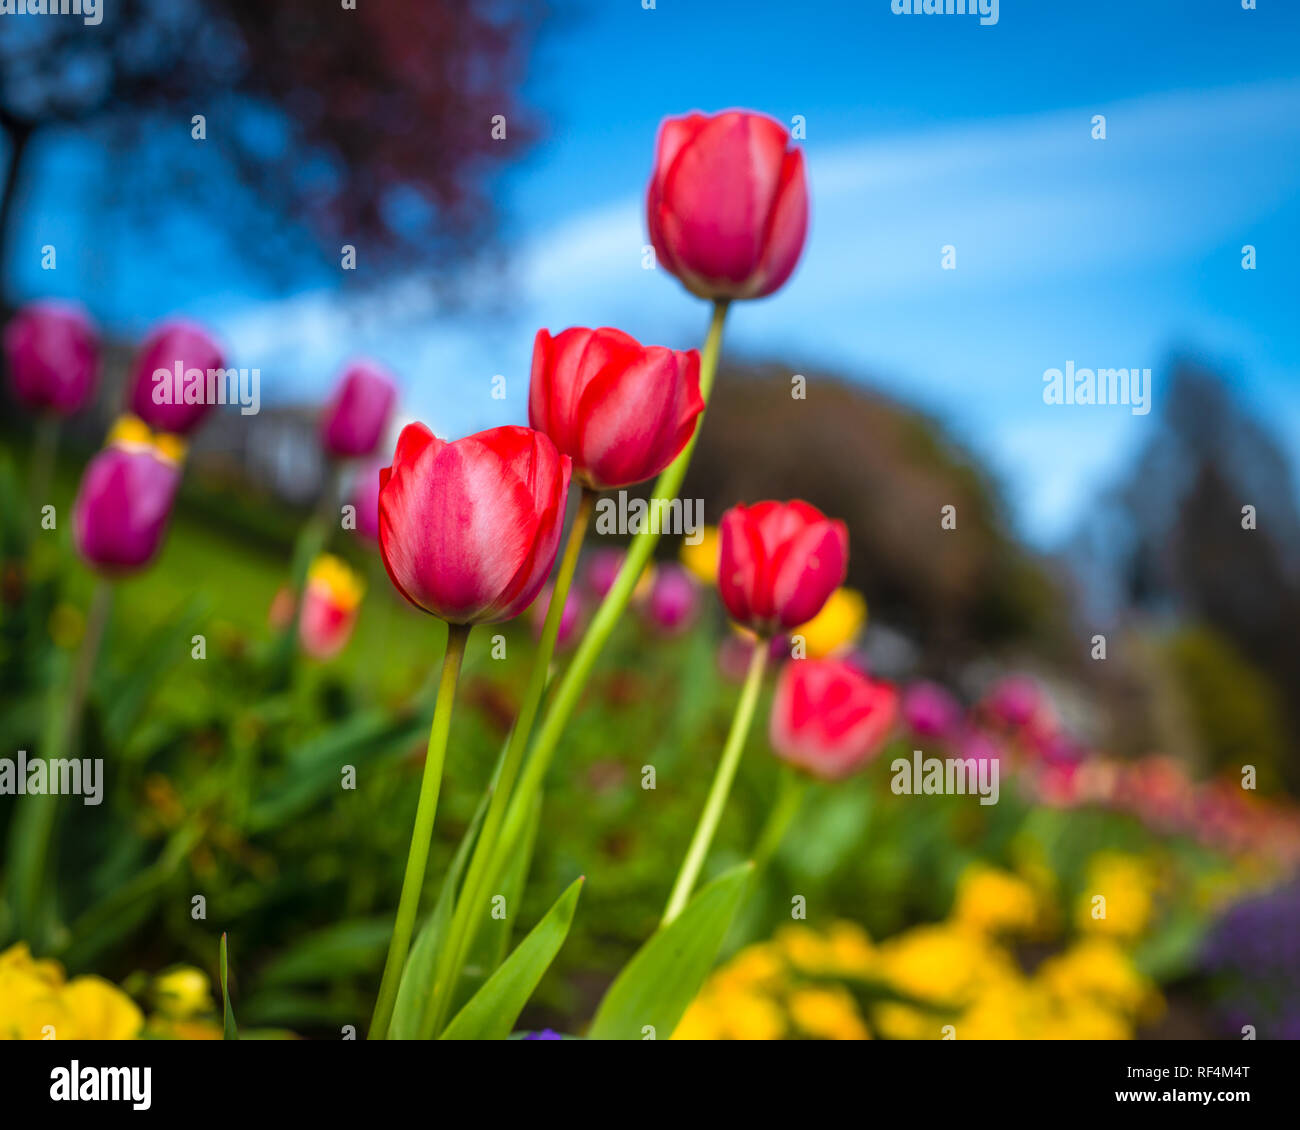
[643, 562, 700, 634]
[379, 423, 571, 624]
[647, 109, 809, 301]
[321, 360, 398, 459]
[73, 442, 181, 575]
[128, 320, 226, 436]
[3, 300, 100, 416]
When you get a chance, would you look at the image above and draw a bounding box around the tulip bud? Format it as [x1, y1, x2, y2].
[648, 109, 809, 301]
[985, 676, 1041, 728]
[3, 301, 100, 416]
[321, 360, 398, 459]
[717, 500, 848, 637]
[528, 327, 701, 491]
[128, 320, 226, 436]
[350, 460, 384, 541]
[642, 562, 700, 635]
[901, 680, 962, 739]
[769, 658, 898, 781]
[72, 439, 181, 575]
[379, 423, 571, 624]
[299, 554, 364, 659]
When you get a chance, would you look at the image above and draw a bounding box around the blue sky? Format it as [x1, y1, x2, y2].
[11, 0, 1300, 546]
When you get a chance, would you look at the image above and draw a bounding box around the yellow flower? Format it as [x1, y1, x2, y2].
[788, 986, 870, 1040]
[308, 553, 365, 612]
[952, 863, 1041, 937]
[791, 587, 867, 658]
[0, 943, 143, 1041]
[59, 978, 145, 1040]
[105, 414, 188, 464]
[679, 526, 719, 585]
[877, 923, 1019, 1007]
[153, 967, 213, 1020]
[1037, 938, 1161, 1021]
[1075, 852, 1157, 940]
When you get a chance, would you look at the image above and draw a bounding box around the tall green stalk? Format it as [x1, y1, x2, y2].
[422, 489, 596, 1037]
[7, 577, 113, 946]
[482, 299, 731, 892]
[369, 623, 469, 1040]
[662, 639, 768, 925]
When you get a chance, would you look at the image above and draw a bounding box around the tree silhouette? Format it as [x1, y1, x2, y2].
[0, 0, 540, 308]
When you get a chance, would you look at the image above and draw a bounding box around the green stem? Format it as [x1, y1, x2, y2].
[751, 764, 808, 878]
[422, 487, 596, 1037]
[662, 638, 769, 926]
[485, 299, 730, 888]
[8, 577, 112, 945]
[368, 622, 469, 1040]
[28, 413, 59, 514]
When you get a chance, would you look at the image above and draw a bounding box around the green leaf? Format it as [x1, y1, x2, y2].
[256, 918, 392, 988]
[387, 788, 491, 1039]
[446, 789, 543, 1020]
[440, 875, 584, 1041]
[588, 862, 752, 1041]
[220, 933, 239, 1041]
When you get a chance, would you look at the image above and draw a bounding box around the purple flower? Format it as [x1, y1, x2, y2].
[73, 442, 181, 574]
[901, 681, 962, 739]
[4, 300, 100, 416]
[643, 563, 699, 634]
[523, 1028, 563, 1040]
[321, 360, 397, 459]
[128, 320, 226, 436]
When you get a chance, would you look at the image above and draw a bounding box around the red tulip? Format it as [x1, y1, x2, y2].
[528, 327, 701, 491]
[769, 658, 898, 780]
[379, 423, 571, 624]
[321, 360, 398, 459]
[647, 109, 809, 301]
[717, 500, 847, 636]
[73, 440, 181, 575]
[3, 301, 100, 416]
[128, 320, 226, 436]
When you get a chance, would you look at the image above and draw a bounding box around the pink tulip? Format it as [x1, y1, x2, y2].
[717, 500, 848, 636]
[643, 563, 700, 634]
[528, 327, 702, 490]
[901, 681, 962, 739]
[73, 442, 181, 574]
[583, 548, 625, 600]
[3, 300, 100, 416]
[647, 109, 809, 301]
[128, 320, 226, 436]
[985, 675, 1041, 728]
[321, 360, 398, 459]
[379, 423, 571, 624]
[769, 658, 898, 781]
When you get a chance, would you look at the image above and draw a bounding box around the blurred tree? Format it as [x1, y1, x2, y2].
[680, 362, 1070, 676]
[1072, 363, 1300, 789]
[0, 0, 539, 310]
